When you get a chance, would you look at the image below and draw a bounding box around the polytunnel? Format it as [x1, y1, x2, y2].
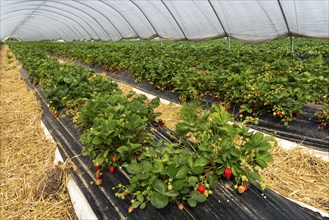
[1, 1, 329, 220]
[1, 0, 329, 42]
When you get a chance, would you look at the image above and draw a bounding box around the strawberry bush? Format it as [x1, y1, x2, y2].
[79, 91, 160, 170]
[112, 103, 274, 211]
[316, 102, 329, 129]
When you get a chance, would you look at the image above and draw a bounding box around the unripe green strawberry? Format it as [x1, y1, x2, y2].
[96, 180, 102, 187]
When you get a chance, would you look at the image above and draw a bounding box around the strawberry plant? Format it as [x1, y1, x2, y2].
[176, 103, 274, 187]
[120, 141, 210, 209]
[316, 102, 329, 129]
[112, 103, 274, 211]
[79, 91, 160, 170]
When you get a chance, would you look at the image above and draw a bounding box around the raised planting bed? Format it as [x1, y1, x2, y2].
[54, 56, 329, 152]
[21, 38, 327, 151]
[17, 64, 327, 220]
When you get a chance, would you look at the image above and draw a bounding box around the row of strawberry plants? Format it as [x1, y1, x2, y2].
[25, 39, 329, 126]
[9, 41, 274, 212]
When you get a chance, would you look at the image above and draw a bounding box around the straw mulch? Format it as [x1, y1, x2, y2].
[0, 45, 77, 219]
[261, 146, 329, 212]
[116, 81, 180, 131]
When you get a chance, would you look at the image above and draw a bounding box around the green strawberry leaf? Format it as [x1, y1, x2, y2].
[176, 165, 189, 179]
[150, 192, 169, 209]
[187, 198, 197, 207]
[194, 157, 209, 167]
[126, 163, 142, 174]
[153, 179, 167, 194]
[173, 179, 185, 191]
[191, 191, 207, 202]
[188, 176, 198, 186]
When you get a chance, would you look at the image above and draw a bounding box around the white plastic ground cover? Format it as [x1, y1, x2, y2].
[1, 0, 328, 42]
[285, 197, 329, 218]
[247, 127, 329, 162]
[40, 121, 55, 144]
[66, 178, 98, 220]
[41, 121, 98, 220]
[133, 87, 178, 106]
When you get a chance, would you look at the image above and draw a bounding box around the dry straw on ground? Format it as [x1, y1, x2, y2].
[116, 81, 180, 131]
[261, 146, 329, 212]
[0, 45, 77, 219]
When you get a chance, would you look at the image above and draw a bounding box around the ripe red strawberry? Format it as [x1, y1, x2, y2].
[109, 166, 115, 173]
[224, 168, 232, 179]
[95, 165, 101, 171]
[277, 111, 282, 117]
[159, 119, 165, 126]
[285, 117, 289, 122]
[178, 203, 184, 210]
[197, 185, 206, 194]
[227, 105, 231, 110]
[243, 185, 249, 191]
[214, 96, 217, 101]
[96, 173, 102, 179]
[238, 185, 246, 194]
[112, 155, 117, 162]
[294, 112, 299, 117]
[54, 113, 59, 118]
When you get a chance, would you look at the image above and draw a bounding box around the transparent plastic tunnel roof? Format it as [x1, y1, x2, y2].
[1, 0, 328, 42]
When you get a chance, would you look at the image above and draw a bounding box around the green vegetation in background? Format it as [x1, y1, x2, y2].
[13, 38, 328, 126]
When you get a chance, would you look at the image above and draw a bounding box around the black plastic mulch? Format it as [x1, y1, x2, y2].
[65, 58, 328, 151]
[19, 67, 327, 220]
